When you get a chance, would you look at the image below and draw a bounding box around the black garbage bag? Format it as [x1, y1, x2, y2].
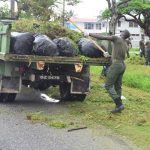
[10, 32, 35, 55]
[78, 38, 104, 58]
[33, 34, 59, 56]
[53, 37, 77, 57]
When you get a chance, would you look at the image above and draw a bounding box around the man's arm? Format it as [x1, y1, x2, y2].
[89, 33, 115, 41]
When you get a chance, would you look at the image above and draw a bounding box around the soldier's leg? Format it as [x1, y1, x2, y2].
[145, 49, 148, 65]
[147, 49, 150, 65]
[105, 63, 125, 113]
[115, 63, 126, 97]
[105, 63, 120, 100]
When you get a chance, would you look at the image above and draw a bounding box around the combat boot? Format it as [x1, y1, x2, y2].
[111, 97, 124, 113]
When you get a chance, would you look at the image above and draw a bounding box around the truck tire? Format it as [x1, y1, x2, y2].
[0, 94, 5, 102]
[59, 83, 86, 102]
[69, 94, 86, 102]
[0, 93, 17, 103]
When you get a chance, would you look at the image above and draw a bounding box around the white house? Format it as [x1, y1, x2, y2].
[66, 17, 103, 33]
[115, 18, 143, 47]
[66, 17, 146, 47]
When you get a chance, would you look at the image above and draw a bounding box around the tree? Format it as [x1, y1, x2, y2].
[118, 0, 150, 37]
[14, 0, 80, 21]
[61, 0, 80, 26]
[14, 0, 58, 20]
[101, 0, 150, 37]
[0, 3, 9, 19]
[103, 0, 131, 34]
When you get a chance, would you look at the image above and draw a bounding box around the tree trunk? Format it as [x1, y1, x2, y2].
[106, 0, 118, 35]
[144, 19, 150, 38]
[109, 15, 118, 35]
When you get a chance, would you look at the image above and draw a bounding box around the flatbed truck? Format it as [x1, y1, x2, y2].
[0, 21, 110, 102]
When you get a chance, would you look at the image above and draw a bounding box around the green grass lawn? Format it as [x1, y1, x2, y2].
[28, 61, 150, 150]
[89, 65, 150, 149]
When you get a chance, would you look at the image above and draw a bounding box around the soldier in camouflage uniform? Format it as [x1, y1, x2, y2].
[88, 30, 130, 113]
[139, 36, 145, 58]
[145, 39, 150, 65]
[101, 32, 113, 77]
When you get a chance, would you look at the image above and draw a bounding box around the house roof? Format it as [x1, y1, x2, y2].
[70, 17, 98, 23]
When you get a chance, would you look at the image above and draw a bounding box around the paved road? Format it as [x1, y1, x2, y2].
[0, 87, 137, 150]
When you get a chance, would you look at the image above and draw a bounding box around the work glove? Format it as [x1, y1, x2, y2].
[84, 32, 89, 37]
[104, 52, 110, 58]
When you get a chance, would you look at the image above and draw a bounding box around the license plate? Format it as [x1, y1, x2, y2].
[39, 75, 60, 80]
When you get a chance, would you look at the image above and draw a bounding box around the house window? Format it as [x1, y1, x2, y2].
[129, 21, 133, 27]
[102, 23, 105, 27]
[129, 21, 138, 28]
[118, 21, 121, 27]
[134, 23, 138, 27]
[84, 23, 94, 29]
[96, 23, 101, 30]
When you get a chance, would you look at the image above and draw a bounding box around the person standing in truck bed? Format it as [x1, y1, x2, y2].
[85, 30, 130, 113]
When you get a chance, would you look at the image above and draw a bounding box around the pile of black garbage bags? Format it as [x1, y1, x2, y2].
[10, 32, 104, 58]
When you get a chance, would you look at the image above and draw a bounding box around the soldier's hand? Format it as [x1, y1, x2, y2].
[104, 52, 110, 58]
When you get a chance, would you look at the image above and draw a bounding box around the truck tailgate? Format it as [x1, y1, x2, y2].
[0, 54, 111, 66]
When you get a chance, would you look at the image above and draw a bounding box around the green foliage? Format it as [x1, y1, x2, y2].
[48, 121, 67, 128]
[119, 0, 150, 14]
[102, 0, 150, 36]
[65, 0, 80, 5]
[123, 63, 150, 92]
[118, 0, 150, 36]
[125, 56, 145, 65]
[27, 112, 68, 128]
[124, 72, 150, 91]
[79, 56, 89, 62]
[17, 0, 81, 21]
[18, 0, 57, 21]
[12, 19, 82, 43]
[0, 3, 9, 19]
[101, 9, 112, 20]
[130, 48, 139, 52]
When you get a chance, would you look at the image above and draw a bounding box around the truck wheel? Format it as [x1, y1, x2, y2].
[59, 83, 86, 101]
[1, 93, 17, 103]
[70, 94, 86, 102]
[0, 94, 5, 102]
[59, 83, 71, 101]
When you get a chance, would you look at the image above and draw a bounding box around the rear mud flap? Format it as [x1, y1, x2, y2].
[0, 76, 21, 93]
[70, 77, 90, 94]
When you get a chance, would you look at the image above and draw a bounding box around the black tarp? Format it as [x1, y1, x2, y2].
[10, 32, 35, 55]
[33, 34, 59, 56]
[78, 38, 104, 58]
[53, 37, 77, 57]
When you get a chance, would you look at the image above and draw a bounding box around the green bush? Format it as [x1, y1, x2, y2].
[12, 19, 82, 43]
[130, 48, 139, 52]
[126, 56, 145, 65]
[123, 64, 150, 92]
[123, 73, 150, 91]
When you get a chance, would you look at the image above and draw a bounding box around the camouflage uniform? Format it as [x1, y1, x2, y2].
[101, 40, 113, 77]
[145, 40, 150, 65]
[139, 39, 145, 57]
[105, 36, 128, 100]
[126, 39, 132, 58]
[89, 30, 130, 113]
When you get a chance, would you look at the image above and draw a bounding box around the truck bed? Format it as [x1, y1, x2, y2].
[0, 54, 111, 66]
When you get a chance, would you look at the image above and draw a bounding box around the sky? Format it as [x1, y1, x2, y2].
[0, 0, 108, 19]
[67, 0, 108, 18]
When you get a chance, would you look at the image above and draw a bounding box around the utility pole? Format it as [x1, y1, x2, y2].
[10, 0, 15, 18]
[62, 0, 65, 26]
